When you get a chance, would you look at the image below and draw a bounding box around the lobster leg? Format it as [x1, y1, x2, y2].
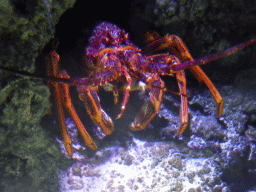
[188, 66, 223, 117]
[175, 70, 189, 137]
[77, 86, 114, 136]
[116, 68, 132, 119]
[129, 74, 164, 131]
[47, 51, 97, 157]
[165, 35, 223, 117]
[100, 53, 134, 120]
[166, 35, 223, 117]
[58, 71, 98, 151]
[144, 34, 223, 117]
[52, 80, 73, 156]
[46, 51, 72, 156]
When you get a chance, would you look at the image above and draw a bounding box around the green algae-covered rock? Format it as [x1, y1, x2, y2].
[0, 0, 76, 191]
[0, 79, 69, 191]
[0, 0, 76, 73]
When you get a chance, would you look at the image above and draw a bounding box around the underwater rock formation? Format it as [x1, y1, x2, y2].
[60, 137, 229, 191]
[59, 82, 256, 191]
[0, 0, 76, 191]
[161, 83, 256, 191]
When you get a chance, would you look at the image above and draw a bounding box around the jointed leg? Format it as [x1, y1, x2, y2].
[46, 51, 73, 156]
[58, 71, 98, 150]
[77, 86, 114, 136]
[47, 51, 99, 157]
[166, 35, 223, 117]
[145, 33, 223, 117]
[175, 70, 189, 137]
[188, 66, 223, 117]
[116, 68, 132, 119]
[52, 82, 73, 156]
[129, 74, 164, 131]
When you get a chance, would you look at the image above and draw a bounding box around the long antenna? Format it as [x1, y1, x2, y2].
[0, 65, 71, 84]
[172, 38, 256, 71]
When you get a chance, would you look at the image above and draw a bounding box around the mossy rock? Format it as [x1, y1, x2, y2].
[0, 0, 77, 191]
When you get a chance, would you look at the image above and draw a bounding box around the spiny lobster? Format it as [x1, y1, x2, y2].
[1, 22, 255, 157]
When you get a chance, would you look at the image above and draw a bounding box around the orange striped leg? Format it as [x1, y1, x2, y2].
[188, 66, 223, 117]
[164, 35, 223, 117]
[46, 51, 72, 156]
[174, 70, 189, 137]
[59, 71, 97, 151]
[116, 68, 132, 119]
[77, 87, 114, 136]
[53, 83, 73, 156]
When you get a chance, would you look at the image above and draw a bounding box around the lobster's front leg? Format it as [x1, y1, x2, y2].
[46, 51, 73, 156]
[58, 71, 98, 151]
[47, 51, 98, 157]
[77, 86, 114, 136]
[129, 74, 164, 131]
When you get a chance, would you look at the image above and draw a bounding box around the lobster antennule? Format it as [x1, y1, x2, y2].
[172, 37, 256, 71]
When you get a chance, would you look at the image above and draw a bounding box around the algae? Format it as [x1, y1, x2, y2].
[0, 0, 76, 191]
